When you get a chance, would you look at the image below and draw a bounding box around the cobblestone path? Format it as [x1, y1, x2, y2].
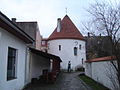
[24, 72, 92, 90]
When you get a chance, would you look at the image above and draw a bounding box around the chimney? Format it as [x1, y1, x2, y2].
[11, 18, 16, 23]
[57, 18, 61, 32]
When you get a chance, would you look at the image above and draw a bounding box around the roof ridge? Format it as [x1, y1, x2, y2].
[17, 21, 37, 23]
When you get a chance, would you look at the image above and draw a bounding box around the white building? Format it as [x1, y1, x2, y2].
[25, 47, 61, 84]
[16, 21, 61, 84]
[0, 12, 33, 90]
[47, 15, 86, 71]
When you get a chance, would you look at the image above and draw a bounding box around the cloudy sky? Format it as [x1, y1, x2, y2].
[0, 0, 119, 38]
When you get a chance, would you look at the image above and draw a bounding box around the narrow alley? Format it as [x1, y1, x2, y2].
[24, 72, 92, 90]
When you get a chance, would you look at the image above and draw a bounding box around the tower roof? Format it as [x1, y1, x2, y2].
[48, 15, 85, 41]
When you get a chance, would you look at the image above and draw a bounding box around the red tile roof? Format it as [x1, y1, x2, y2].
[48, 15, 85, 41]
[85, 56, 116, 63]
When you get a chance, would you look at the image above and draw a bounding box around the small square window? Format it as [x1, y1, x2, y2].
[82, 58, 84, 65]
[7, 47, 17, 81]
[59, 45, 61, 51]
[42, 41, 45, 45]
[79, 45, 81, 50]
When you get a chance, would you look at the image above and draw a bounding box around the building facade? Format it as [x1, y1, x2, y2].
[47, 15, 86, 71]
[0, 11, 62, 90]
[16, 21, 42, 50]
[85, 33, 112, 59]
[0, 12, 33, 90]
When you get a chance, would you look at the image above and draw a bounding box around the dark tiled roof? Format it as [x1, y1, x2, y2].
[0, 11, 34, 43]
[29, 48, 62, 62]
[48, 15, 84, 41]
[86, 56, 116, 63]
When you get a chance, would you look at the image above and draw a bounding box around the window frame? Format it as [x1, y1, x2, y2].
[82, 58, 84, 65]
[7, 47, 18, 81]
[59, 45, 61, 51]
[74, 47, 78, 56]
[41, 41, 46, 45]
[79, 44, 81, 50]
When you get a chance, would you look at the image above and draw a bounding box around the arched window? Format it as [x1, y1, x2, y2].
[74, 47, 77, 56]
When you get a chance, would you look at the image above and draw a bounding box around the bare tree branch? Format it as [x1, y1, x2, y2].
[85, 1, 120, 89]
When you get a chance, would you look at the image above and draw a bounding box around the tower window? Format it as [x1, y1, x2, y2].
[82, 58, 84, 65]
[7, 47, 17, 80]
[74, 47, 77, 56]
[59, 45, 61, 51]
[79, 44, 81, 50]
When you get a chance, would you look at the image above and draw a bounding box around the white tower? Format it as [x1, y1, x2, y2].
[48, 15, 86, 71]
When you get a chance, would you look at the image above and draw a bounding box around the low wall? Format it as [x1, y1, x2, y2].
[85, 60, 119, 90]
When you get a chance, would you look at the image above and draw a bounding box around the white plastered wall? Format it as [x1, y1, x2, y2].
[48, 39, 86, 70]
[29, 52, 50, 80]
[0, 27, 27, 90]
[85, 61, 119, 90]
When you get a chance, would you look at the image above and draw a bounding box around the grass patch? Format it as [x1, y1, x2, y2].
[79, 75, 109, 90]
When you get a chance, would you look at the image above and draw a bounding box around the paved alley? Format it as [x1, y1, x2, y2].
[24, 72, 92, 90]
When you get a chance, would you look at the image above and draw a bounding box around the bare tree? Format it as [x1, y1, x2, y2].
[86, 1, 120, 89]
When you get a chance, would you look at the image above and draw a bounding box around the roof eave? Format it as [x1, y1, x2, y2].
[29, 48, 62, 62]
[48, 37, 85, 41]
[0, 11, 34, 44]
[85, 56, 116, 63]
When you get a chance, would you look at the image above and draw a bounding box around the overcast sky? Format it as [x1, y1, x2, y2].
[0, 0, 119, 38]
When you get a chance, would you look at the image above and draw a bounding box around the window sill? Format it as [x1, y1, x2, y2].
[7, 77, 17, 81]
